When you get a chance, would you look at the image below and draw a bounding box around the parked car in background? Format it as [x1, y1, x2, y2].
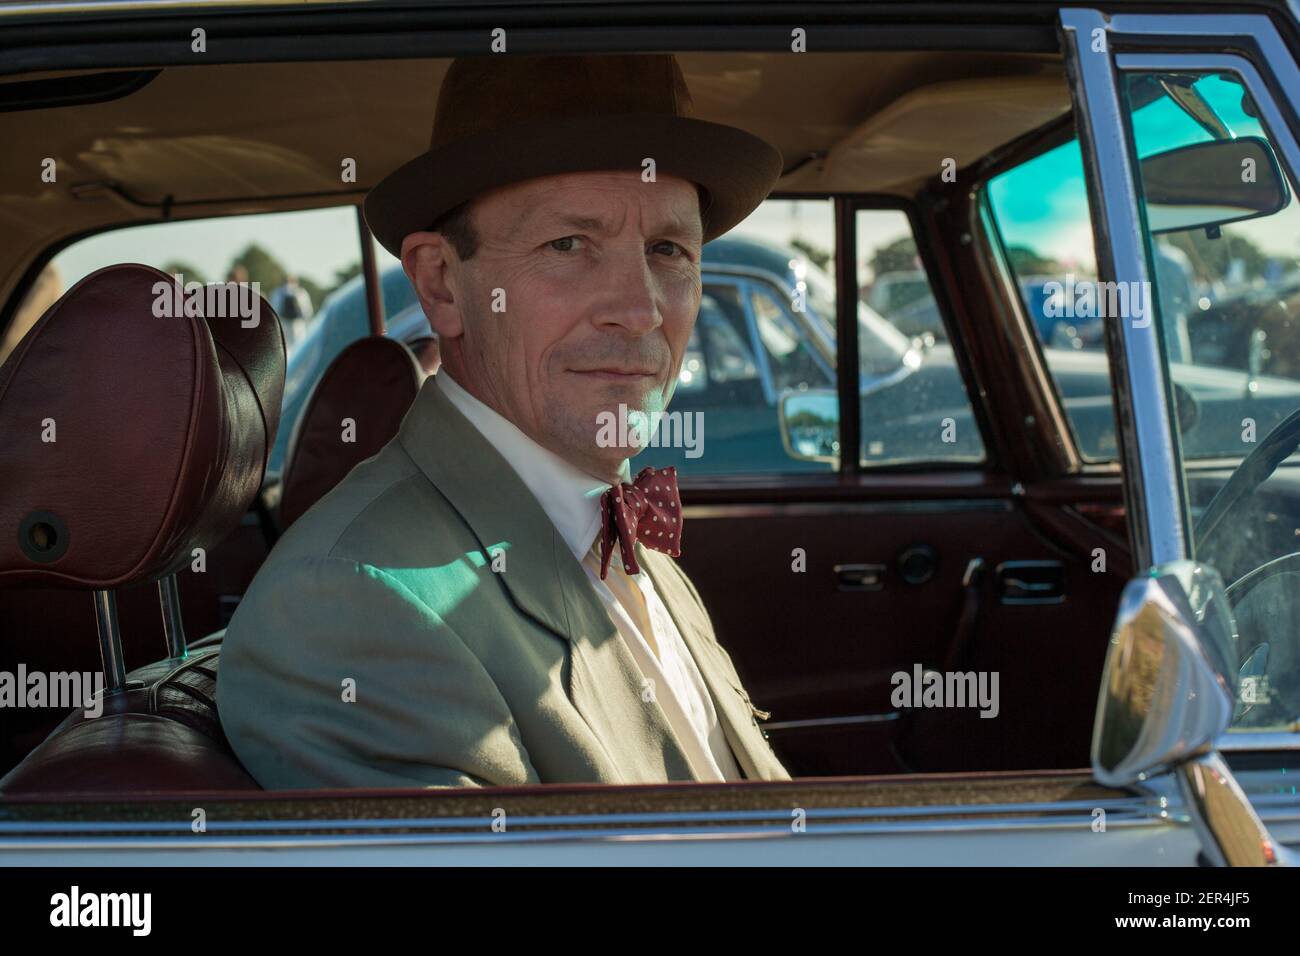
[864, 269, 946, 340]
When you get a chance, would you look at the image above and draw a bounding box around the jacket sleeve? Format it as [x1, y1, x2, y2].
[217, 555, 539, 790]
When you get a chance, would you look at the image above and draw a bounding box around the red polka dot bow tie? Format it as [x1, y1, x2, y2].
[598, 465, 682, 580]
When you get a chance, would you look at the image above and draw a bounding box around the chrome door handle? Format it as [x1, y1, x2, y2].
[834, 563, 885, 591]
[995, 560, 1066, 604]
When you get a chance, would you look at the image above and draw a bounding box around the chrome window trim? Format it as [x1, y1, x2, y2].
[1217, 731, 1300, 751]
[0, 0, 359, 15]
[1060, 8, 1191, 571]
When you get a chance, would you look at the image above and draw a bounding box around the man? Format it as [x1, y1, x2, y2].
[217, 53, 790, 789]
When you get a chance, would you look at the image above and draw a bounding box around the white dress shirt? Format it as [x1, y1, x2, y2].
[436, 371, 743, 782]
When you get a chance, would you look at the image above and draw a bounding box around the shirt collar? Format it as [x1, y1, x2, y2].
[436, 370, 630, 561]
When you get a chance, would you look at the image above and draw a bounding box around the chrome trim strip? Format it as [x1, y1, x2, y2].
[0, 0, 358, 14]
[0, 796, 1175, 850]
[682, 499, 1012, 520]
[1217, 731, 1300, 750]
[0, 798, 1157, 834]
[1060, 8, 1190, 570]
[764, 713, 900, 731]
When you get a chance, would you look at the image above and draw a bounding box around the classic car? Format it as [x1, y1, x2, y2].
[0, 0, 1299, 877]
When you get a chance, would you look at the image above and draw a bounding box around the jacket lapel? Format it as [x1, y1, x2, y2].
[639, 547, 790, 781]
[396, 375, 695, 783]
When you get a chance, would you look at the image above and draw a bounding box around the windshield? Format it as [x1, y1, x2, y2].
[1124, 71, 1300, 735]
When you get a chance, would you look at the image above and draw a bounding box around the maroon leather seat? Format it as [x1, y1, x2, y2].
[0, 263, 284, 794]
[277, 334, 433, 528]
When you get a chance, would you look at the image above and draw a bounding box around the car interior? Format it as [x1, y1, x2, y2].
[0, 48, 1138, 794]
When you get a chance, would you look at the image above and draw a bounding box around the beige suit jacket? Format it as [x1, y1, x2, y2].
[217, 375, 790, 789]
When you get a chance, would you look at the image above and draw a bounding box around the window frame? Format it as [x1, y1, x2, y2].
[1, 6, 1143, 854]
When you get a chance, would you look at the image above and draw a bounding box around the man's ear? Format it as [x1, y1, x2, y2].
[400, 230, 464, 339]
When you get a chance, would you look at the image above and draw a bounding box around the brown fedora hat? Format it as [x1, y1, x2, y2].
[364, 53, 783, 259]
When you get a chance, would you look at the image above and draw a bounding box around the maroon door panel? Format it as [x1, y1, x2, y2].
[678, 484, 1127, 777]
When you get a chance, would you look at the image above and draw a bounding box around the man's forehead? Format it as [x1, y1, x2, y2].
[502, 176, 703, 237]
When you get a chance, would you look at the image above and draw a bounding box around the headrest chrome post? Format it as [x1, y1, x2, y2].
[158, 574, 188, 660]
[92, 589, 126, 694]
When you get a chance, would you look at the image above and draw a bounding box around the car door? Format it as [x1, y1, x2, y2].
[1059, 6, 1300, 864]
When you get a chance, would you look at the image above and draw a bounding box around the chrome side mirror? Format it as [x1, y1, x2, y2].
[1092, 562, 1291, 866]
[1092, 561, 1236, 787]
[778, 388, 839, 464]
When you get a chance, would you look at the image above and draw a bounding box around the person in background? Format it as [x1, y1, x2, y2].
[269, 273, 314, 347]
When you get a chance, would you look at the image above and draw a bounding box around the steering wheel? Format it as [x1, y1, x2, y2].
[1195, 403, 1300, 563]
[1195, 406, 1300, 727]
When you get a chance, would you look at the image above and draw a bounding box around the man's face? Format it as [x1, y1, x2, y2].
[403, 170, 703, 481]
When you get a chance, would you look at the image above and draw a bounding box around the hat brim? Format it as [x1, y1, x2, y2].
[364, 113, 783, 259]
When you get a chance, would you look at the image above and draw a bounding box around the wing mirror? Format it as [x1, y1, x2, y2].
[778, 389, 839, 464]
[1141, 136, 1288, 235]
[1092, 561, 1237, 786]
[1094, 561, 1295, 866]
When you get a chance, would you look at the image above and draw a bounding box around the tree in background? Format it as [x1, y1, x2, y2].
[867, 236, 920, 280]
[229, 243, 287, 293]
[790, 238, 833, 273]
[160, 260, 208, 285]
[1005, 245, 1065, 276]
[1165, 230, 1268, 287]
[221, 245, 363, 313]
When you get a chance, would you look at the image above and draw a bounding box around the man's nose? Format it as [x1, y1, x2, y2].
[593, 245, 664, 335]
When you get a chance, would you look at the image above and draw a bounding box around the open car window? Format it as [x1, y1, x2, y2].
[11, 7, 1298, 878]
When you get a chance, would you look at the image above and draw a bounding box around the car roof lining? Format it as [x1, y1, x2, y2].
[0, 50, 1069, 324]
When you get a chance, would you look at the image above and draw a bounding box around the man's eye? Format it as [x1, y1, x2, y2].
[651, 240, 686, 258]
[548, 236, 583, 252]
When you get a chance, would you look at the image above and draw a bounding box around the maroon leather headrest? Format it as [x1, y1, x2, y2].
[0, 263, 285, 588]
[278, 336, 426, 528]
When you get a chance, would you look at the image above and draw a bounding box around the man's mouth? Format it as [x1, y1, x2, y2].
[571, 368, 657, 381]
